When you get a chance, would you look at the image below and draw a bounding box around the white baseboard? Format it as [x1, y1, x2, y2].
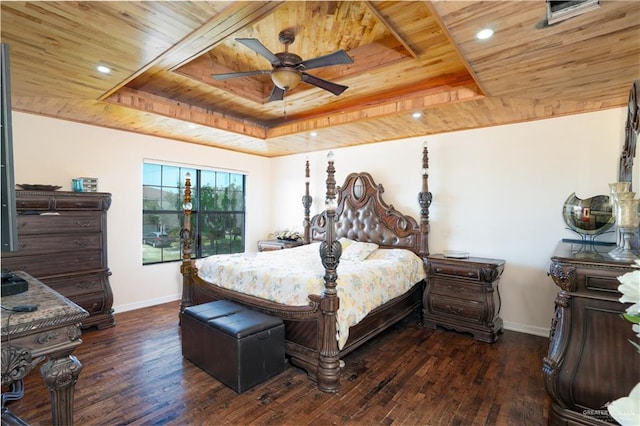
[113, 297, 552, 340]
[503, 320, 550, 338]
[113, 293, 181, 314]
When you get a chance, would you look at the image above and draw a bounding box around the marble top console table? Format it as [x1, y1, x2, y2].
[1, 271, 89, 425]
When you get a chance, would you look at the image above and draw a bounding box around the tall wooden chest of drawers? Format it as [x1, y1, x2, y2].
[423, 254, 505, 343]
[1, 190, 115, 329]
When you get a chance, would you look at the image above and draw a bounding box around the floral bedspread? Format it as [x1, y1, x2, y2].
[195, 242, 426, 349]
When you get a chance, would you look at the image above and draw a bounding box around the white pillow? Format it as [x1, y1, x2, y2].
[341, 241, 379, 261]
[339, 237, 355, 250]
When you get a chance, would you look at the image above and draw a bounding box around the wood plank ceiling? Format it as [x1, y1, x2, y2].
[1, 1, 639, 157]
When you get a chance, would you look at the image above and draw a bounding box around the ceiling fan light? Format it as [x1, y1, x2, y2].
[271, 68, 302, 91]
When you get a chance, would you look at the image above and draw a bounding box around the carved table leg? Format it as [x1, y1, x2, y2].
[40, 354, 83, 426]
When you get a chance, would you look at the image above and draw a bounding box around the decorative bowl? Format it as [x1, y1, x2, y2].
[17, 184, 62, 191]
[562, 192, 615, 235]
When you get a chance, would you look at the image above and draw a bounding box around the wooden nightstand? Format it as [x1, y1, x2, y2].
[257, 239, 304, 252]
[422, 254, 505, 343]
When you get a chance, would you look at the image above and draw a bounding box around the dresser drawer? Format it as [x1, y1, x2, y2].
[42, 271, 109, 298]
[1, 249, 104, 277]
[14, 233, 102, 255]
[578, 266, 627, 295]
[15, 198, 52, 210]
[72, 293, 107, 315]
[54, 197, 105, 210]
[428, 294, 483, 322]
[17, 212, 102, 235]
[429, 278, 483, 302]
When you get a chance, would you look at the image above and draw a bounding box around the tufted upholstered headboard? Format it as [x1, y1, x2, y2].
[309, 172, 428, 257]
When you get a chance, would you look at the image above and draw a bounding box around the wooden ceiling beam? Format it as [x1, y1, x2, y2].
[266, 84, 483, 138]
[99, 1, 285, 101]
[106, 82, 481, 141]
[105, 87, 267, 139]
[363, 1, 419, 59]
[423, 1, 487, 96]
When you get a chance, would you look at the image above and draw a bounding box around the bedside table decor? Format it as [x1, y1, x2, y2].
[423, 254, 505, 343]
[272, 230, 302, 241]
[257, 239, 303, 252]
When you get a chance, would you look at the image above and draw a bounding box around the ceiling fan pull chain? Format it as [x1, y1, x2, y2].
[283, 91, 287, 119]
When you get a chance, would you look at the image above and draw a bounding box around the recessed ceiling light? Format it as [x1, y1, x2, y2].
[476, 28, 494, 40]
[412, 112, 422, 119]
[310, 132, 318, 137]
[96, 65, 111, 74]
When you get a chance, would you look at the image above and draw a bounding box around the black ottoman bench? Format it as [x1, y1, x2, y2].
[181, 300, 285, 393]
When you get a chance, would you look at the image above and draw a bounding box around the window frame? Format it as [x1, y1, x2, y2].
[142, 161, 246, 265]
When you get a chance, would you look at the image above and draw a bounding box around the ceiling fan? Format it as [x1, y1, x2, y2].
[212, 30, 353, 102]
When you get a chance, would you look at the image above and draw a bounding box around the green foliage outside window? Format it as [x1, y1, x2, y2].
[143, 163, 245, 264]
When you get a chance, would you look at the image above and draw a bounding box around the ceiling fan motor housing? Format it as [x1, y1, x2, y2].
[272, 51, 303, 90]
[275, 52, 303, 66]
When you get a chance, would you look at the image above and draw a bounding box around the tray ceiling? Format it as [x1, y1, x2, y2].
[1, 1, 639, 157]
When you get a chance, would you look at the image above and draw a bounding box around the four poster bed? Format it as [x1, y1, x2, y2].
[179, 146, 432, 393]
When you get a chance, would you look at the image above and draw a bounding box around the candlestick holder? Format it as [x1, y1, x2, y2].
[609, 198, 640, 261]
[609, 183, 634, 247]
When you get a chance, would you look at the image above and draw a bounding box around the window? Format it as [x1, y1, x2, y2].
[142, 162, 245, 265]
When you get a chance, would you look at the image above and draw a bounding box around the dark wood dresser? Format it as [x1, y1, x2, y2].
[1, 190, 115, 329]
[544, 241, 640, 425]
[423, 254, 505, 343]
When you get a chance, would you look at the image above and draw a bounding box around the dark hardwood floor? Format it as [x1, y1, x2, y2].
[5, 301, 551, 425]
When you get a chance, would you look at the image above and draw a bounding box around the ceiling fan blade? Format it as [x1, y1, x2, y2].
[298, 50, 353, 71]
[268, 85, 285, 102]
[301, 73, 348, 96]
[236, 38, 280, 65]
[211, 70, 271, 80]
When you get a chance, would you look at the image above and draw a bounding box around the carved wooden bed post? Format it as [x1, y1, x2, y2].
[302, 158, 313, 244]
[317, 151, 342, 393]
[180, 172, 194, 313]
[418, 141, 432, 257]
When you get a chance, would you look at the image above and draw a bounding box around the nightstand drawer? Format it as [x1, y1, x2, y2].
[431, 263, 481, 280]
[429, 278, 483, 301]
[429, 295, 483, 322]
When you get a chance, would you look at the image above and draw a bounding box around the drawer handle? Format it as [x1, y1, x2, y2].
[447, 284, 464, 294]
[446, 305, 464, 314]
[74, 239, 92, 247]
[467, 272, 475, 277]
[76, 280, 98, 289]
[435, 267, 442, 273]
[37, 331, 59, 345]
[74, 220, 95, 227]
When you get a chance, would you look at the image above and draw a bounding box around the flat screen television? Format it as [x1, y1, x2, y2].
[1, 43, 18, 253]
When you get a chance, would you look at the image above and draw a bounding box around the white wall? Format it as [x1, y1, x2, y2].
[9, 108, 629, 335]
[271, 108, 628, 336]
[10, 112, 273, 312]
